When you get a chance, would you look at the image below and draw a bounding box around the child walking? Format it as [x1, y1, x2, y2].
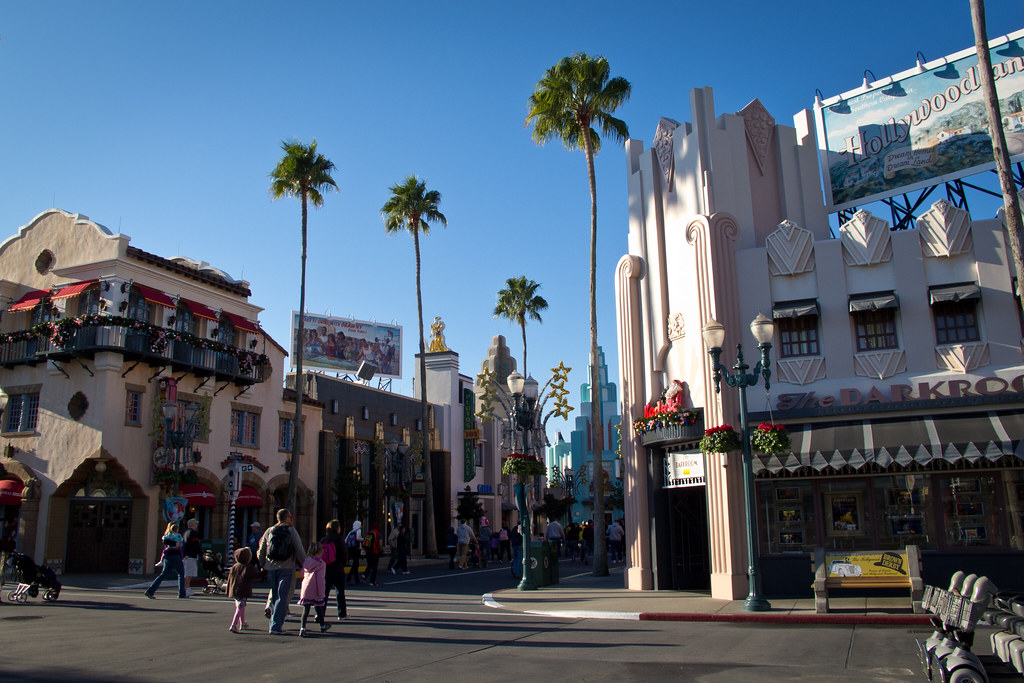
[298, 541, 331, 637]
[226, 547, 263, 633]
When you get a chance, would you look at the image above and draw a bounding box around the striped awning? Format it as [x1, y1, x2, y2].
[235, 485, 262, 507]
[135, 284, 175, 309]
[51, 280, 98, 301]
[8, 289, 50, 312]
[180, 299, 219, 321]
[222, 311, 260, 334]
[753, 410, 1024, 475]
[179, 483, 216, 507]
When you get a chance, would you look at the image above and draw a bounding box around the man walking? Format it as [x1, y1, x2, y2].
[455, 518, 474, 570]
[258, 508, 306, 635]
[544, 517, 564, 557]
[182, 518, 202, 597]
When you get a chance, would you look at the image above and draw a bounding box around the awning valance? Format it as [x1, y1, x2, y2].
[773, 299, 819, 319]
[179, 483, 216, 507]
[51, 280, 98, 301]
[180, 299, 219, 321]
[135, 284, 176, 309]
[222, 312, 260, 334]
[0, 479, 25, 504]
[849, 291, 899, 312]
[235, 485, 262, 507]
[930, 283, 980, 304]
[8, 289, 50, 312]
[753, 410, 1024, 476]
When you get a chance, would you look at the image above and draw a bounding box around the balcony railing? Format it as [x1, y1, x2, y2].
[0, 322, 266, 385]
[638, 408, 705, 446]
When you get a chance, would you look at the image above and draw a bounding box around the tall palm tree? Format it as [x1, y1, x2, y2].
[270, 139, 337, 513]
[381, 175, 447, 557]
[526, 53, 630, 577]
[493, 275, 548, 377]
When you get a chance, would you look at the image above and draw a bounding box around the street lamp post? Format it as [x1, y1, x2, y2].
[507, 370, 539, 591]
[161, 402, 197, 499]
[702, 313, 774, 613]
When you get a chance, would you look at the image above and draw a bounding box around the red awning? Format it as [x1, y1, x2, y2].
[135, 284, 175, 309]
[8, 289, 51, 312]
[179, 483, 216, 507]
[235, 486, 262, 507]
[181, 299, 219, 321]
[222, 311, 260, 334]
[0, 479, 24, 504]
[51, 279, 98, 301]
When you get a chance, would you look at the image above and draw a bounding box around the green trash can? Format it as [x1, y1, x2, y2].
[528, 540, 552, 586]
[547, 541, 559, 585]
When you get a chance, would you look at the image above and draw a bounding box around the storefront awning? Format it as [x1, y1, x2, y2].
[848, 291, 898, 312]
[179, 483, 216, 507]
[753, 410, 1024, 475]
[180, 298, 219, 321]
[235, 485, 262, 507]
[929, 283, 980, 304]
[51, 279, 98, 301]
[8, 289, 51, 312]
[773, 299, 819, 319]
[135, 284, 176, 309]
[0, 479, 25, 504]
[222, 312, 260, 334]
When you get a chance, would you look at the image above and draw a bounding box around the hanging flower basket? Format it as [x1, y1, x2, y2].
[751, 423, 792, 455]
[502, 453, 547, 479]
[632, 406, 699, 434]
[698, 425, 742, 455]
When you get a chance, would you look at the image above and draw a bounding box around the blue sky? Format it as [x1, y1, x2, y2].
[0, 2, 1020, 441]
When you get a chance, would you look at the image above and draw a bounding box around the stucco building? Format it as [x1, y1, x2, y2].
[0, 209, 320, 573]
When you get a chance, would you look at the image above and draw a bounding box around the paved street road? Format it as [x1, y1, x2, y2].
[0, 561, 937, 682]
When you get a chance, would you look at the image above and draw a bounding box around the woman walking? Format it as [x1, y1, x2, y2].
[321, 519, 348, 620]
[144, 523, 187, 599]
[298, 542, 332, 637]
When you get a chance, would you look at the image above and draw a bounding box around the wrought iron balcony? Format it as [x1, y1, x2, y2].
[0, 320, 267, 385]
[637, 408, 705, 446]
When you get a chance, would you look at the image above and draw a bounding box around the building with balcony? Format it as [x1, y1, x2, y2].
[617, 89, 1024, 599]
[0, 209, 321, 573]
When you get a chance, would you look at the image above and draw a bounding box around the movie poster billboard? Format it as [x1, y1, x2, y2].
[815, 29, 1024, 213]
[290, 312, 402, 379]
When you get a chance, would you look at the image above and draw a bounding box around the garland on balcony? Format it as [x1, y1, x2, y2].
[501, 452, 547, 479]
[0, 314, 268, 371]
[750, 423, 792, 455]
[698, 424, 742, 455]
[632, 404, 698, 434]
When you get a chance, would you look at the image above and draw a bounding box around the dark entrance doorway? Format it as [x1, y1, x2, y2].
[66, 500, 132, 573]
[669, 486, 710, 590]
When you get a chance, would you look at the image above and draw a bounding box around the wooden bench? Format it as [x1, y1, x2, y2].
[812, 545, 924, 614]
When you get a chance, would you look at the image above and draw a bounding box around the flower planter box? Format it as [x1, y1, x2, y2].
[640, 413, 705, 446]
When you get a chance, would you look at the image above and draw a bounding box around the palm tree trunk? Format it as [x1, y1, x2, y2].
[582, 128, 607, 577]
[520, 320, 528, 377]
[414, 227, 438, 557]
[971, 0, 1024, 319]
[287, 190, 307, 514]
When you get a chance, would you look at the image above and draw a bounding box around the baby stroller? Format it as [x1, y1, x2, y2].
[5, 552, 61, 603]
[467, 540, 486, 569]
[200, 549, 228, 594]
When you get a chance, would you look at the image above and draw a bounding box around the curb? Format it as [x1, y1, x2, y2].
[638, 612, 933, 625]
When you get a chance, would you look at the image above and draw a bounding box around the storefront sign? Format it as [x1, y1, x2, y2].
[776, 373, 1024, 413]
[824, 549, 908, 578]
[665, 451, 706, 488]
[463, 388, 476, 483]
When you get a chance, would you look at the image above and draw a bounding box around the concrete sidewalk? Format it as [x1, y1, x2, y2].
[485, 562, 932, 625]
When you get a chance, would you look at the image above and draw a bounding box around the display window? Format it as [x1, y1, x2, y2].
[940, 475, 1001, 548]
[758, 481, 817, 553]
[1004, 472, 1024, 551]
[875, 474, 937, 550]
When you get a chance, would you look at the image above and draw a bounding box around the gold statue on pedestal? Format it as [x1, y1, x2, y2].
[428, 316, 449, 352]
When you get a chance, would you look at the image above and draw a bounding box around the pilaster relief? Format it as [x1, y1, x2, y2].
[653, 118, 680, 188]
[918, 200, 973, 258]
[936, 342, 990, 373]
[775, 357, 826, 385]
[774, 358, 823, 385]
[853, 350, 906, 380]
[766, 220, 815, 275]
[667, 312, 685, 341]
[738, 99, 775, 175]
[840, 210, 892, 266]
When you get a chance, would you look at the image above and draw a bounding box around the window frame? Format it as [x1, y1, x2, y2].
[278, 416, 294, 451]
[853, 308, 900, 351]
[4, 392, 40, 433]
[125, 389, 142, 426]
[231, 409, 259, 447]
[776, 314, 821, 358]
[933, 299, 981, 345]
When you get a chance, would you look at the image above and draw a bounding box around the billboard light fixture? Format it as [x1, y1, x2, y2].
[828, 97, 851, 115]
[935, 61, 959, 80]
[860, 69, 877, 91]
[915, 51, 928, 74]
[997, 40, 1024, 59]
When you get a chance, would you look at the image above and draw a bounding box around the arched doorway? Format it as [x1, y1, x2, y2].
[65, 466, 134, 573]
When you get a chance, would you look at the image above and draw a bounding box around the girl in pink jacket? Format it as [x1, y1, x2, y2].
[298, 541, 331, 637]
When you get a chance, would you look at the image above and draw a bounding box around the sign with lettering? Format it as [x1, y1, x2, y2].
[463, 388, 477, 482]
[664, 451, 706, 488]
[824, 549, 908, 578]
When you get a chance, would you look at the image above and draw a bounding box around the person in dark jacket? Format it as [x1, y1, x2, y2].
[320, 519, 349, 620]
[445, 526, 458, 569]
[226, 547, 263, 632]
[395, 524, 410, 574]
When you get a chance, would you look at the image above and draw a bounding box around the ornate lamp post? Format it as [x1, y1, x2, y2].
[161, 401, 198, 499]
[507, 370, 541, 591]
[702, 313, 774, 612]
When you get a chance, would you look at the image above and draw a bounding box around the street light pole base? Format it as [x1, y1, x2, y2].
[743, 596, 772, 612]
[517, 580, 537, 591]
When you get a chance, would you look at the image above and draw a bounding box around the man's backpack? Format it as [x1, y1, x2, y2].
[266, 525, 293, 562]
[499, 528, 509, 541]
[345, 530, 359, 549]
[363, 531, 379, 554]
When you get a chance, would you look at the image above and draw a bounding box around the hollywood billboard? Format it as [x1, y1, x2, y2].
[815, 29, 1024, 213]
[290, 312, 402, 379]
